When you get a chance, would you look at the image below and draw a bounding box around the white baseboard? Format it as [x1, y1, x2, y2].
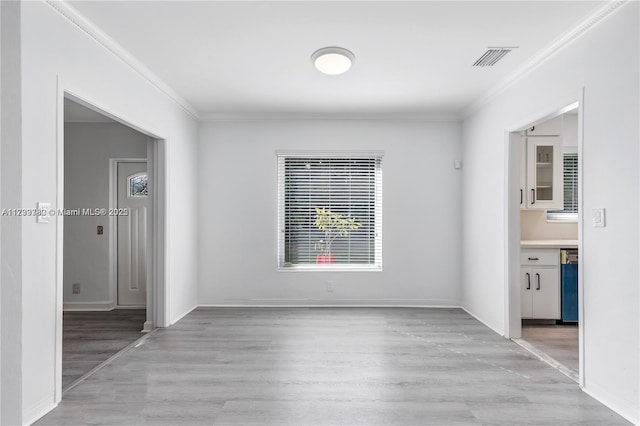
[54, 301, 637, 426]
[460, 307, 638, 425]
[197, 299, 462, 308]
[583, 380, 639, 425]
[23, 396, 57, 426]
[460, 306, 505, 336]
[62, 301, 114, 311]
[63, 302, 148, 311]
[170, 304, 197, 326]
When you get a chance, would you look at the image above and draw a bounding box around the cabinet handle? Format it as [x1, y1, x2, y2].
[528, 257, 539, 261]
[526, 273, 530, 290]
[531, 189, 536, 204]
[520, 189, 523, 205]
[536, 273, 541, 290]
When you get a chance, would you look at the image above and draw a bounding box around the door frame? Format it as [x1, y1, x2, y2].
[504, 92, 585, 387]
[109, 158, 148, 310]
[55, 80, 168, 403]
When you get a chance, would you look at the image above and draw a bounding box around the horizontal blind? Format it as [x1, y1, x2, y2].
[277, 155, 382, 269]
[547, 153, 578, 220]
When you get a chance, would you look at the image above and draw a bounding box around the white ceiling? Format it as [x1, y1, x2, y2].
[68, 1, 606, 119]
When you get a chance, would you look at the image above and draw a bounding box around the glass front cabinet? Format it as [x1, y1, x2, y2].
[524, 136, 563, 210]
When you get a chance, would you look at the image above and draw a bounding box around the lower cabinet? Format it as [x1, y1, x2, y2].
[521, 249, 560, 319]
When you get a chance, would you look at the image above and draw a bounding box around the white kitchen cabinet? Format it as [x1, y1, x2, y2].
[519, 115, 564, 210]
[525, 136, 563, 209]
[521, 248, 560, 319]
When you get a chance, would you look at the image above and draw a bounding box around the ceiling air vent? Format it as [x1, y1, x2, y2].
[473, 47, 516, 67]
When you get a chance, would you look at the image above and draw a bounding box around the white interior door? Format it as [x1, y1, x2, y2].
[117, 161, 149, 306]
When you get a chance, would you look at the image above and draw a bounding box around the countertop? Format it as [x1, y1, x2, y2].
[521, 239, 579, 249]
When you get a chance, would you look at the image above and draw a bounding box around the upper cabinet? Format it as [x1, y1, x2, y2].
[526, 137, 562, 209]
[520, 116, 564, 210]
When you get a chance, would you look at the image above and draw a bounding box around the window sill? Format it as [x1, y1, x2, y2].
[278, 264, 382, 272]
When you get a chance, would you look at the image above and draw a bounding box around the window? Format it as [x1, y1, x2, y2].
[277, 153, 382, 270]
[547, 153, 578, 221]
[128, 173, 148, 198]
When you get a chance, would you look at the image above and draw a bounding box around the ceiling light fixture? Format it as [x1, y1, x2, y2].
[311, 47, 355, 75]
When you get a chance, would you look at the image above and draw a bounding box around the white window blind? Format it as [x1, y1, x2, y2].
[547, 153, 578, 220]
[277, 154, 382, 270]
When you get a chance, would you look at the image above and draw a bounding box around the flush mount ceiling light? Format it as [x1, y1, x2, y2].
[311, 47, 355, 75]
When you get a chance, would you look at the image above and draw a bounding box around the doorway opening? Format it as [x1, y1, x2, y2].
[506, 100, 583, 385]
[57, 93, 167, 398]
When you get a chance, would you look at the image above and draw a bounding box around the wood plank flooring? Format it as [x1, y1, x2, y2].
[521, 323, 579, 375]
[39, 308, 629, 425]
[62, 309, 146, 390]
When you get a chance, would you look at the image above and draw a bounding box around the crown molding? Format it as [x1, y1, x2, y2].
[47, 0, 625, 124]
[461, 1, 627, 119]
[199, 111, 461, 122]
[46, 0, 201, 121]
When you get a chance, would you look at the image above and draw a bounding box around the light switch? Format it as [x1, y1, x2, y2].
[37, 202, 51, 224]
[592, 208, 606, 227]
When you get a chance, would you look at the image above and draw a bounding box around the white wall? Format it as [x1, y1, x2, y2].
[0, 2, 3, 419]
[19, 2, 199, 423]
[1, 1, 23, 424]
[63, 122, 148, 308]
[462, 3, 638, 423]
[563, 113, 578, 148]
[198, 120, 462, 306]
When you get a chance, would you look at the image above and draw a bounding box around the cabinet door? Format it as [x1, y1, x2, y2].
[531, 267, 560, 319]
[520, 267, 533, 318]
[526, 137, 563, 210]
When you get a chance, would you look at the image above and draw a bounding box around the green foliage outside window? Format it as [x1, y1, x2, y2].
[313, 207, 361, 255]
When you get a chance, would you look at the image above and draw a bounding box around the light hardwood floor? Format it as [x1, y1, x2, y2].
[62, 309, 146, 390]
[39, 308, 629, 425]
[521, 323, 579, 375]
